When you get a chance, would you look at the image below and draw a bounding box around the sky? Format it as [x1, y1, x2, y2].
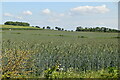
[1, 1, 119, 30]
[1, 0, 120, 2]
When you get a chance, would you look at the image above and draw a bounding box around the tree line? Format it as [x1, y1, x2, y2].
[4, 21, 30, 26]
[35, 26, 119, 32]
[76, 26, 119, 32]
[33, 26, 65, 31]
[4, 21, 119, 32]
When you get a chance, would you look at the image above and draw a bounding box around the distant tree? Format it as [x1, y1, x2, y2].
[76, 26, 119, 32]
[57, 28, 61, 31]
[47, 26, 51, 29]
[84, 27, 88, 31]
[76, 26, 83, 31]
[55, 27, 58, 30]
[55, 27, 61, 31]
[103, 27, 107, 32]
[35, 26, 40, 28]
[95, 27, 100, 32]
[4, 21, 14, 25]
[4, 21, 30, 26]
[61, 28, 64, 31]
[43, 27, 45, 29]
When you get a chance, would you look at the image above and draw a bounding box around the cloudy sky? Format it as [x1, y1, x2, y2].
[1, 2, 118, 30]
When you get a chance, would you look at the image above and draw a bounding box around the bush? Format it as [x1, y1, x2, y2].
[78, 36, 87, 38]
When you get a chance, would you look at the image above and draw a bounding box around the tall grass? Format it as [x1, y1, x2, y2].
[2, 30, 119, 78]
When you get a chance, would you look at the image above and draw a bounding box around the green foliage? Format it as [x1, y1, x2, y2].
[4, 21, 30, 26]
[2, 72, 11, 79]
[100, 67, 119, 78]
[44, 64, 60, 79]
[55, 27, 64, 31]
[47, 26, 51, 29]
[43, 67, 119, 78]
[76, 26, 120, 32]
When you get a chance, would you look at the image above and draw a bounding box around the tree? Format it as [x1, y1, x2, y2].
[95, 27, 100, 32]
[76, 26, 83, 31]
[55, 27, 61, 31]
[43, 27, 45, 29]
[57, 28, 61, 31]
[75, 26, 119, 32]
[55, 27, 58, 30]
[35, 26, 40, 28]
[61, 28, 64, 31]
[4, 21, 30, 26]
[47, 26, 51, 29]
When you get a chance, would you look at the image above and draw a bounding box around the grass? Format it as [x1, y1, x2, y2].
[45, 67, 119, 78]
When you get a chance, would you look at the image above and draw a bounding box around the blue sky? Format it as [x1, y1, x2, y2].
[2, 0, 120, 2]
[1, 2, 118, 30]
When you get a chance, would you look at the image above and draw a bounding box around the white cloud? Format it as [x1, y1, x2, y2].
[42, 9, 51, 14]
[4, 13, 13, 17]
[70, 5, 109, 15]
[4, 13, 23, 19]
[46, 13, 64, 22]
[15, 16, 23, 19]
[23, 10, 32, 15]
[59, 13, 65, 17]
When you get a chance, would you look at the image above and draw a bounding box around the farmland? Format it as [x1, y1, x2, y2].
[1, 29, 119, 78]
[0, 25, 42, 30]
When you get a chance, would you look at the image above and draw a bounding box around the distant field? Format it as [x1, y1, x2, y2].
[2, 30, 119, 39]
[0, 25, 42, 30]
